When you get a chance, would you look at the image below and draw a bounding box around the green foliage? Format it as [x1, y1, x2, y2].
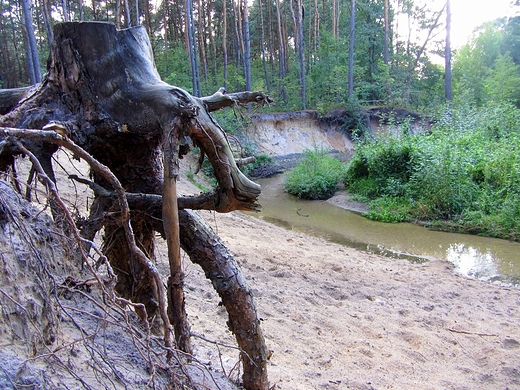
[453, 19, 520, 108]
[155, 46, 193, 92]
[345, 103, 520, 240]
[2, 0, 518, 113]
[186, 172, 210, 193]
[344, 132, 414, 198]
[284, 149, 346, 200]
[365, 196, 412, 223]
[240, 153, 272, 176]
[200, 159, 218, 188]
[485, 53, 520, 105]
[341, 101, 370, 138]
[212, 108, 251, 136]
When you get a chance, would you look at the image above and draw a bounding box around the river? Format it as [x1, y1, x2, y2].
[250, 174, 520, 287]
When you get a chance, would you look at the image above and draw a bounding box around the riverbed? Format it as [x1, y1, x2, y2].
[252, 174, 520, 287]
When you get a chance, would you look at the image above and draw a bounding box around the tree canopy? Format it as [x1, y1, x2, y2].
[3, 0, 518, 113]
[453, 16, 520, 107]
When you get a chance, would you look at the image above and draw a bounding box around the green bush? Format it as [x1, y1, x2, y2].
[365, 196, 412, 223]
[404, 135, 480, 219]
[344, 103, 520, 240]
[284, 149, 346, 200]
[344, 133, 415, 198]
[347, 177, 379, 200]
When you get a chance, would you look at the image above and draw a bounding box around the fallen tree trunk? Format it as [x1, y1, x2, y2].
[0, 21, 271, 390]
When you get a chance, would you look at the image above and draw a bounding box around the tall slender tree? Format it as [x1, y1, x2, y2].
[20, 0, 41, 84]
[61, 0, 69, 21]
[115, 0, 121, 28]
[42, 0, 53, 44]
[312, 0, 319, 64]
[275, 0, 287, 103]
[222, 0, 228, 88]
[242, 0, 252, 91]
[293, 0, 306, 109]
[332, 0, 338, 39]
[384, 0, 389, 64]
[124, 0, 131, 27]
[258, 0, 271, 92]
[348, 0, 356, 99]
[79, 0, 84, 21]
[196, 0, 208, 85]
[186, 0, 201, 96]
[143, 0, 151, 34]
[445, 0, 452, 102]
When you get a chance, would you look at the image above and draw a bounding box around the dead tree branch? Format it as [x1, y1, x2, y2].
[201, 87, 273, 112]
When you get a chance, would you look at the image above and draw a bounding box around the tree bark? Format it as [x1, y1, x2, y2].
[258, 0, 271, 93]
[186, 0, 201, 96]
[222, 0, 228, 89]
[21, 0, 41, 84]
[296, 0, 306, 109]
[61, 0, 69, 22]
[196, 0, 208, 85]
[42, 0, 54, 45]
[384, 0, 389, 64]
[242, 0, 252, 92]
[163, 120, 191, 354]
[179, 210, 268, 390]
[275, 0, 287, 104]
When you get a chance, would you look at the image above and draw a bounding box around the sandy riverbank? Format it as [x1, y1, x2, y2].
[172, 168, 520, 389]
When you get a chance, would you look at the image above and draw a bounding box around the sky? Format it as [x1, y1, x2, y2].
[448, 0, 517, 48]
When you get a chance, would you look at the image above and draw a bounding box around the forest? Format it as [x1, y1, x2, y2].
[0, 0, 517, 111]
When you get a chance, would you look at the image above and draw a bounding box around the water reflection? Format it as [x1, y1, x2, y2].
[447, 243, 518, 285]
[447, 243, 498, 280]
[252, 174, 520, 287]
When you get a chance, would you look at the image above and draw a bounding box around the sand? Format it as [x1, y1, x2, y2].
[166, 168, 520, 390]
[17, 149, 518, 389]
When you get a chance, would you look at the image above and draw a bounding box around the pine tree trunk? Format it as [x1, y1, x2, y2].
[296, 0, 306, 109]
[222, 0, 228, 88]
[348, 0, 356, 99]
[275, 0, 287, 104]
[243, 0, 252, 91]
[258, 0, 271, 93]
[445, 0, 452, 102]
[384, 0, 389, 64]
[20, 0, 41, 84]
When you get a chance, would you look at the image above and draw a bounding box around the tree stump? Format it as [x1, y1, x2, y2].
[0, 21, 271, 390]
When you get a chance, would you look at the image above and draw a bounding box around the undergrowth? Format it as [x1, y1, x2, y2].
[344, 103, 520, 241]
[284, 148, 346, 200]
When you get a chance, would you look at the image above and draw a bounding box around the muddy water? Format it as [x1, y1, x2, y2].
[250, 174, 520, 286]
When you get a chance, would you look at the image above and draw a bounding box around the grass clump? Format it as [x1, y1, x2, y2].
[365, 196, 413, 223]
[284, 149, 346, 200]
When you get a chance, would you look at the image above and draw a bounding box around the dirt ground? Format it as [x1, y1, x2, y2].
[4, 149, 519, 389]
[173, 173, 520, 390]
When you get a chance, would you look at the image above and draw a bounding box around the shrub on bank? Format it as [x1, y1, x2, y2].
[284, 149, 346, 200]
[344, 103, 520, 240]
